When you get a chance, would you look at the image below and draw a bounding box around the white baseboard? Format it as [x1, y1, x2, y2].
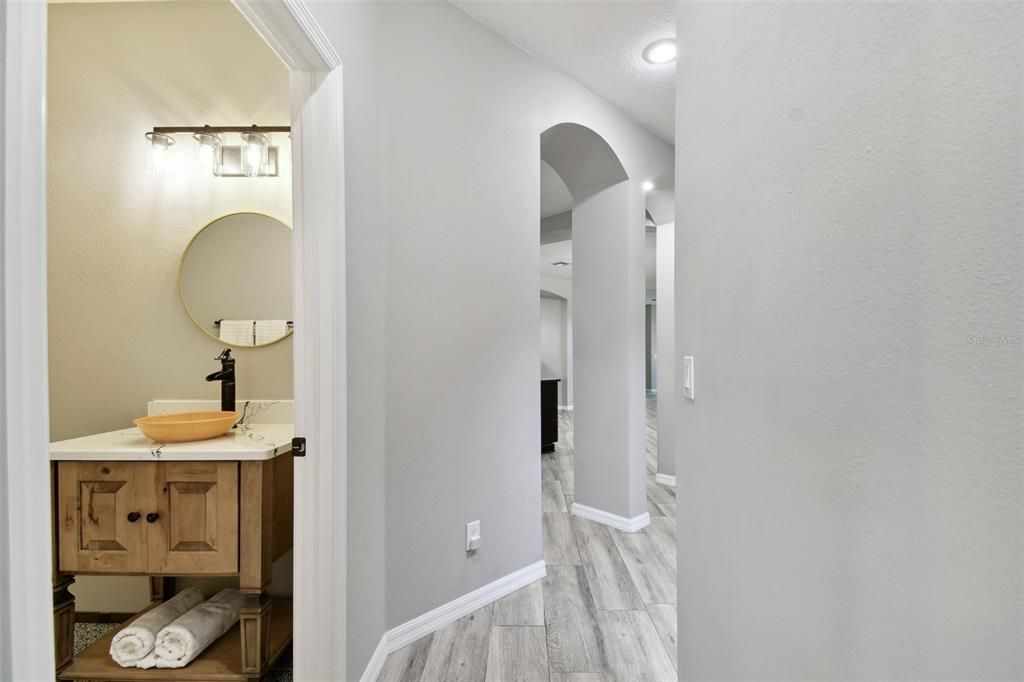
[360, 633, 388, 682]
[384, 560, 547, 655]
[654, 473, 676, 487]
[572, 502, 650, 533]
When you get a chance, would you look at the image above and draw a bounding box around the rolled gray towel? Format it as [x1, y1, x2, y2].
[151, 588, 245, 668]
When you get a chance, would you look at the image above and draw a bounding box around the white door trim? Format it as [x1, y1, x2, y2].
[0, 2, 55, 679]
[0, 1, 347, 679]
[231, 2, 347, 679]
[233, 0, 340, 72]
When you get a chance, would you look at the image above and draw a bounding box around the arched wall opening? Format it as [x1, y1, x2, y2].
[540, 122, 650, 530]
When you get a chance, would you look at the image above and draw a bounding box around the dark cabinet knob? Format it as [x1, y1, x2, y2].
[146, 512, 160, 523]
[127, 511, 141, 523]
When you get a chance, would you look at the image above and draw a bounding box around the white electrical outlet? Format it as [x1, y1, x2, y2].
[683, 356, 695, 400]
[466, 520, 482, 552]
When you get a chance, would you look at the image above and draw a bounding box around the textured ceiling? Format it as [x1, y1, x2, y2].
[453, 0, 676, 143]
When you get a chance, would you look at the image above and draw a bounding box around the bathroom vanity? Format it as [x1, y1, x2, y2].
[50, 416, 294, 681]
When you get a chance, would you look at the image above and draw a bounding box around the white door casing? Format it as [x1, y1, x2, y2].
[1, 2, 53, 679]
[231, 2, 347, 679]
[0, 1, 348, 679]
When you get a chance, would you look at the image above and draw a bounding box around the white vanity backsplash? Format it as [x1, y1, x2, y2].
[148, 399, 293, 425]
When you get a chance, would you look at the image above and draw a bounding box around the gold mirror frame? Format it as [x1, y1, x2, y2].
[178, 211, 293, 348]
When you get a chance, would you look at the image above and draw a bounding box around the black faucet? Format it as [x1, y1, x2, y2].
[205, 349, 236, 413]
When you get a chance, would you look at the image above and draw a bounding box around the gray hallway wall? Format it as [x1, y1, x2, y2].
[645, 304, 657, 391]
[541, 294, 569, 406]
[307, 5, 673, 677]
[675, 1, 1023, 679]
[655, 222, 675, 479]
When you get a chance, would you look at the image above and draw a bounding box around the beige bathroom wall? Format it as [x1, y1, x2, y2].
[47, 1, 291, 612]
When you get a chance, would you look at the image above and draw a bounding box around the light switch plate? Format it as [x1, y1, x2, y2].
[683, 356, 695, 400]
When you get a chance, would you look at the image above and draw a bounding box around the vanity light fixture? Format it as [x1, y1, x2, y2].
[643, 38, 677, 65]
[193, 130, 223, 173]
[642, 180, 655, 192]
[145, 125, 290, 178]
[144, 131, 175, 175]
[240, 131, 270, 178]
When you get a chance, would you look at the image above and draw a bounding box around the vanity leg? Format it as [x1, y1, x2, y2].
[239, 460, 275, 676]
[53, 575, 76, 673]
[51, 462, 75, 674]
[149, 576, 175, 603]
[240, 591, 273, 674]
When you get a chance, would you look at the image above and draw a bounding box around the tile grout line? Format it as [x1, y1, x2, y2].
[643, 601, 679, 675]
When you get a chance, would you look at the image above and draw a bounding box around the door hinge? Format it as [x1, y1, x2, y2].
[291, 437, 307, 457]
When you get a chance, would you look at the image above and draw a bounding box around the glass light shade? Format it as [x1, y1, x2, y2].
[145, 131, 176, 176]
[240, 131, 270, 177]
[193, 132, 222, 174]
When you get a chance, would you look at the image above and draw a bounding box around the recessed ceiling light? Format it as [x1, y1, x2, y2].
[642, 180, 655, 192]
[643, 38, 676, 65]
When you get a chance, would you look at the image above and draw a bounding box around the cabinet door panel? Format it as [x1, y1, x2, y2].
[149, 462, 238, 574]
[57, 462, 151, 573]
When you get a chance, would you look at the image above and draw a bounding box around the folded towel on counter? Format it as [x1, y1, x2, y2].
[147, 589, 245, 669]
[254, 319, 289, 345]
[218, 320, 255, 346]
[108, 588, 204, 667]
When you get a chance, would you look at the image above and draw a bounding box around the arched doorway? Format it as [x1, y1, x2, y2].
[540, 122, 650, 532]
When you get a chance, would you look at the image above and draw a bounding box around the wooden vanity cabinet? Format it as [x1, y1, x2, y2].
[52, 455, 293, 681]
[56, 462, 150, 573]
[57, 461, 239, 575]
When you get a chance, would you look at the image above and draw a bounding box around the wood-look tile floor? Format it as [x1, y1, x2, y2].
[381, 398, 677, 682]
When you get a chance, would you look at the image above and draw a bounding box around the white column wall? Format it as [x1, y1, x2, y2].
[572, 180, 648, 522]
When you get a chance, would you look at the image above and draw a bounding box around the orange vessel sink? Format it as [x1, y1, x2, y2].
[134, 411, 240, 443]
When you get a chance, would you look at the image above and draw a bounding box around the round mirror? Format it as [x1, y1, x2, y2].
[179, 212, 292, 347]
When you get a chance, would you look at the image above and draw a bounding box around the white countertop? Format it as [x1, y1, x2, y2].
[49, 423, 294, 461]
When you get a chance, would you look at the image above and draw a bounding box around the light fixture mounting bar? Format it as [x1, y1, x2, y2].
[151, 125, 290, 134]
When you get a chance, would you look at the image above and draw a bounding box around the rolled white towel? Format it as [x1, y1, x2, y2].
[134, 652, 158, 670]
[153, 589, 245, 668]
[108, 588, 204, 667]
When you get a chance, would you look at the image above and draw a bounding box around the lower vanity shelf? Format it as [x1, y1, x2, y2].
[60, 600, 292, 682]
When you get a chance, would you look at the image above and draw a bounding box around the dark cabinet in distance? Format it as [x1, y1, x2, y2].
[541, 379, 560, 453]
